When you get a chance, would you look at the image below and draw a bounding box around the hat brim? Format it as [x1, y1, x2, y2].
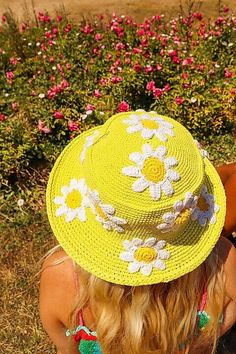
[46, 127, 226, 286]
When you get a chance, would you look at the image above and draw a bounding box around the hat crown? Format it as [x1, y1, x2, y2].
[80, 111, 204, 237]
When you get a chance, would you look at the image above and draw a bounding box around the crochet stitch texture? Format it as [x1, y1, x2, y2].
[46, 110, 226, 286]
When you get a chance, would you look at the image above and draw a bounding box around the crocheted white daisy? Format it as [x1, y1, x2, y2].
[123, 112, 174, 141]
[157, 192, 198, 232]
[122, 143, 180, 200]
[88, 189, 127, 232]
[195, 140, 209, 158]
[80, 131, 99, 163]
[191, 185, 219, 226]
[120, 237, 170, 276]
[54, 178, 89, 222]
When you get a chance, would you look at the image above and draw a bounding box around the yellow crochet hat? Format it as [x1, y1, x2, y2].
[46, 110, 226, 285]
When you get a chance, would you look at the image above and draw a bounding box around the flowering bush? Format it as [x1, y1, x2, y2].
[0, 8, 235, 192]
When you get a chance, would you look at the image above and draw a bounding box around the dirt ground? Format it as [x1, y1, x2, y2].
[0, 0, 236, 22]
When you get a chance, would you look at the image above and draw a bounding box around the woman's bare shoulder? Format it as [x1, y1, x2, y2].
[216, 237, 236, 303]
[41, 248, 72, 271]
[40, 249, 77, 326]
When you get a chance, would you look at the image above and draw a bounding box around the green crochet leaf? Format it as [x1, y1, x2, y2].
[79, 339, 102, 354]
[197, 311, 210, 329]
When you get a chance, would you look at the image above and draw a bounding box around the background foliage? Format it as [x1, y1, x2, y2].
[0, 4, 235, 199]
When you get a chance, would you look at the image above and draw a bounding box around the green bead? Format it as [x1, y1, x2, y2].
[197, 311, 210, 329]
[79, 339, 102, 354]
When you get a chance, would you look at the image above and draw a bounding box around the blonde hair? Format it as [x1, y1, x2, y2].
[68, 249, 225, 354]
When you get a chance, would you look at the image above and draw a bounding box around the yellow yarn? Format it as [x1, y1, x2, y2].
[141, 157, 165, 183]
[141, 119, 159, 129]
[134, 247, 157, 263]
[46, 110, 226, 285]
[175, 209, 192, 225]
[66, 190, 82, 209]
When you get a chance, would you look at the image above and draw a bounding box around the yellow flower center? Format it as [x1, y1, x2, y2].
[95, 204, 109, 221]
[134, 247, 157, 263]
[175, 208, 191, 225]
[141, 157, 165, 183]
[66, 190, 82, 209]
[141, 119, 159, 130]
[197, 196, 209, 212]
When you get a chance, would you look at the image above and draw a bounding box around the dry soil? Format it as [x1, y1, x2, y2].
[0, 0, 235, 23]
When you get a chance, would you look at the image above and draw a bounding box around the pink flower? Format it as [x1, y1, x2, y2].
[94, 89, 101, 98]
[64, 23, 72, 34]
[115, 42, 125, 51]
[20, 22, 27, 32]
[152, 15, 162, 22]
[52, 27, 58, 35]
[45, 31, 52, 38]
[163, 84, 171, 92]
[197, 64, 205, 72]
[140, 38, 148, 47]
[38, 120, 51, 133]
[133, 63, 142, 72]
[10, 57, 18, 66]
[175, 97, 184, 105]
[68, 121, 79, 131]
[172, 56, 180, 64]
[106, 53, 112, 60]
[82, 24, 94, 34]
[57, 15, 62, 22]
[41, 43, 47, 52]
[146, 81, 155, 91]
[137, 28, 145, 36]
[66, 63, 71, 69]
[168, 49, 177, 57]
[215, 17, 224, 25]
[99, 78, 107, 86]
[114, 59, 121, 67]
[49, 57, 55, 63]
[48, 40, 55, 46]
[57, 63, 63, 72]
[153, 88, 163, 99]
[117, 101, 129, 112]
[38, 12, 51, 23]
[132, 47, 142, 54]
[192, 12, 203, 20]
[2, 15, 6, 23]
[95, 33, 103, 41]
[86, 104, 95, 111]
[47, 79, 70, 99]
[144, 65, 154, 73]
[115, 26, 124, 37]
[12, 102, 18, 110]
[159, 49, 165, 56]
[111, 76, 123, 84]
[156, 64, 162, 71]
[61, 79, 69, 88]
[182, 57, 194, 66]
[6, 71, 14, 80]
[182, 72, 189, 80]
[224, 68, 233, 78]
[93, 47, 100, 55]
[0, 113, 6, 121]
[54, 111, 64, 119]
[223, 6, 229, 13]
